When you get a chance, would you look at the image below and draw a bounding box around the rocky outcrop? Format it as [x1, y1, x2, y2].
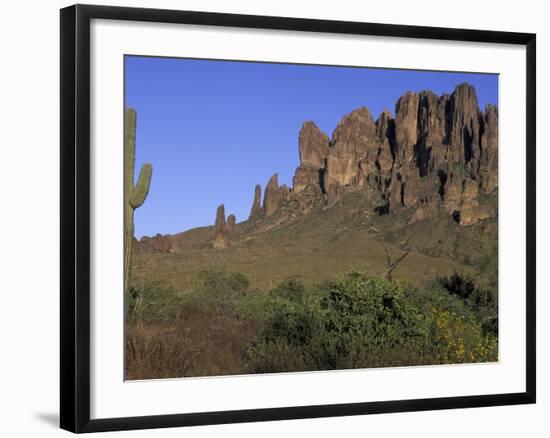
[212, 204, 232, 248]
[293, 166, 323, 195]
[245, 82, 497, 226]
[214, 204, 225, 230]
[448, 83, 481, 171]
[324, 107, 378, 205]
[280, 184, 291, 202]
[298, 121, 329, 169]
[226, 214, 236, 232]
[479, 104, 499, 193]
[293, 122, 329, 194]
[134, 234, 173, 254]
[263, 174, 283, 216]
[249, 184, 263, 219]
[445, 178, 494, 226]
[374, 109, 396, 186]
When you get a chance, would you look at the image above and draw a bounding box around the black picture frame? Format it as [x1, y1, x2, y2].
[60, 4, 536, 433]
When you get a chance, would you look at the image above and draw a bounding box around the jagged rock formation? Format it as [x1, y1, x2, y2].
[293, 122, 329, 195]
[226, 214, 236, 232]
[247, 82, 498, 227]
[212, 204, 231, 248]
[248, 184, 263, 219]
[263, 174, 282, 216]
[280, 184, 291, 202]
[137, 82, 498, 255]
[325, 106, 378, 206]
[215, 204, 225, 229]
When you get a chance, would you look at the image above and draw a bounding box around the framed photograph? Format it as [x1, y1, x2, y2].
[60, 4, 536, 433]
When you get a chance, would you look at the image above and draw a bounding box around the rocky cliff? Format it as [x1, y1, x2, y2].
[255, 82, 498, 228]
[137, 83, 498, 253]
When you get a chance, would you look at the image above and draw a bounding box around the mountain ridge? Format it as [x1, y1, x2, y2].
[135, 82, 498, 274]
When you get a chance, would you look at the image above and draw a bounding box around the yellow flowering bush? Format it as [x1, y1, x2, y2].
[428, 306, 498, 363]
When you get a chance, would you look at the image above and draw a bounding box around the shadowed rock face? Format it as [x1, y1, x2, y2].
[374, 109, 396, 185]
[479, 104, 499, 193]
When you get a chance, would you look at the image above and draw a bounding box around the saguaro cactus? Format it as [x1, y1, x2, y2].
[124, 108, 152, 291]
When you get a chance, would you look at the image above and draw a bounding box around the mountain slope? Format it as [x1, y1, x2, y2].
[132, 83, 498, 292]
[132, 188, 496, 292]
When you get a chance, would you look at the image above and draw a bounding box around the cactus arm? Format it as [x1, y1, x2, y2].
[130, 163, 152, 208]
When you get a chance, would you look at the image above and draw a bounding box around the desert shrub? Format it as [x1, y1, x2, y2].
[244, 272, 431, 372]
[242, 299, 319, 372]
[439, 273, 497, 313]
[426, 306, 498, 363]
[315, 272, 430, 368]
[481, 316, 499, 337]
[437, 272, 497, 335]
[127, 271, 498, 378]
[232, 278, 309, 323]
[269, 278, 305, 303]
[125, 281, 181, 323]
[198, 270, 250, 293]
[439, 272, 476, 300]
[183, 270, 251, 312]
[233, 291, 280, 322]
[412, 281, 470, 318]
[244, 271, 498, 374]
[260, 301, 318, 347]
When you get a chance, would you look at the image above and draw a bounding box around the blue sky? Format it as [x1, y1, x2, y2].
[125, 56, 498, 238]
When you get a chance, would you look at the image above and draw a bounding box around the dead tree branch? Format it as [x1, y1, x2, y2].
[370, 226, 414, 281]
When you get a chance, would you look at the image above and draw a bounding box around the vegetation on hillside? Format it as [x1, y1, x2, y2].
[125, 269, 497, 379]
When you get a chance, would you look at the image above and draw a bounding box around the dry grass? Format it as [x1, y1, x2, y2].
[125, 305, 258, 380]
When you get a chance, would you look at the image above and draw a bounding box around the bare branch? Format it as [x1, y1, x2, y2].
[370, 225, 415, 281]
[370, 226, 392, 269]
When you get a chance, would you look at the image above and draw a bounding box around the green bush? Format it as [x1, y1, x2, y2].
[234, 278, 308, 322]
[244, 272, 430, 372]
[269, 278, 305, 303]
[439, 272, 476, 300]
[316, 272, 428, 368]
[183, 270, 251, 312]
[437, 272, 497, 336]
[125, 281, 181, 323]
[244, 271, 498, 373]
